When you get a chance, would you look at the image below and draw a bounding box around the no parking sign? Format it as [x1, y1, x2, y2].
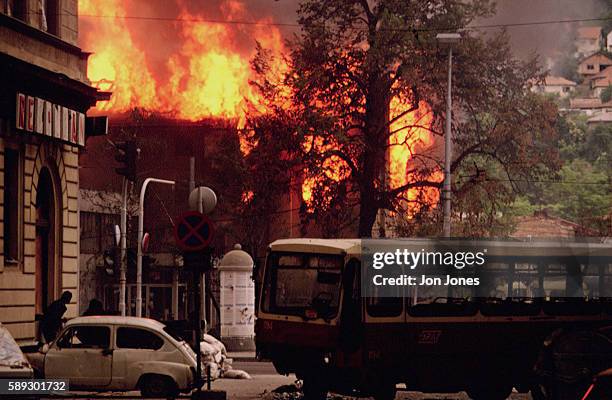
[174, 211, 215, 252]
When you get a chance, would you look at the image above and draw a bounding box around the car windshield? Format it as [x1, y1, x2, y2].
[262, 252, 343, 318]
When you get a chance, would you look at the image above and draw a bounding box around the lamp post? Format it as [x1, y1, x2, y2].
[436, 32, 461, 238]
[136, 177, 175, 317]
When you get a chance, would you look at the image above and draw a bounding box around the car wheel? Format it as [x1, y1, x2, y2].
[140, 374, 178, 399]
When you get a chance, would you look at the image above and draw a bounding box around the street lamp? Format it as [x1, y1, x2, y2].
[136, 177, 175, 317]
[436, 32, 461, 238]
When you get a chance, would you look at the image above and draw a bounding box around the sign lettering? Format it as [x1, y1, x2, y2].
[14, 93, 85, 147]
[26, 96, 35, 132]
[16, 94, 25, 130]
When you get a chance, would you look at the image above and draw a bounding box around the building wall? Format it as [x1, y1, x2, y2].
[0, 0, 99, 343]
[578, 55, 612, 77]
[0, 0, 85, 82]
[0, 140, 79, 342]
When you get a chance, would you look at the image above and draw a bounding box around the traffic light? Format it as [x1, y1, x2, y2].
[115, 141, 139, 181]
[103, 248, 117, 276]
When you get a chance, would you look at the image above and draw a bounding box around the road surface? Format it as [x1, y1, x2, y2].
[216, 361, 533, 400]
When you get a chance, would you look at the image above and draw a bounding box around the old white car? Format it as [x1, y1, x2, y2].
[0, 323, 34, 379]
[26, 316, 199, 397]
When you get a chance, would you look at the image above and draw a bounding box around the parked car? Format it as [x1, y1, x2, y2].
[25, 316, 200, 397]
[0, 323, 34, 378]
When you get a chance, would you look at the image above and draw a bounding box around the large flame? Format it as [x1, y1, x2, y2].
[388, 97, 441, 212]
[79, 0, 285, 122]
[78, 0, 438, 220]
[300, 99, 441, 216]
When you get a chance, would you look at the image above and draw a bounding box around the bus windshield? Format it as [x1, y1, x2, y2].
[262, 252, 343, 318]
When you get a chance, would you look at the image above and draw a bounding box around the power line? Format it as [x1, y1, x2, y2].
[39, 12, 612, 32]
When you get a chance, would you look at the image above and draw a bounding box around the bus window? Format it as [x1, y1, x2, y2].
[603, 264, 612, 299]
[582, 264, 602, 299]
[476, 262, 510, 299]
[543, 263, 567, 299]
[512, 263, 541, 298]
[261, 252, 343, 318]
[366, 297, 402, 317]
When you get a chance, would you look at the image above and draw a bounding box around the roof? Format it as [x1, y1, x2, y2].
[588, 112, 612, 123]
[577, 26, 603, 40]
[65, 316, 166, 329]
[269, 238, 361, 255]
[544, 76, 576, 86]
[268, 238, 612, 258]
[569, 97, 603, 109]
[589, 66, 612, 87]
[579, 52, 612, 66]
[218, 244, 254, 270]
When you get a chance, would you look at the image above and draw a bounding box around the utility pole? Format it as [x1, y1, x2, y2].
[119, 178, 128, 316]
[114, 141, 139, 316]
[436, 32, 461, 238]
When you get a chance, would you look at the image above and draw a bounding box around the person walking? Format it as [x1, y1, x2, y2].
[40, 291, 72, 343]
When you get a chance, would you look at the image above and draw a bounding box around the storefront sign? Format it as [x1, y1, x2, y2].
[15, 92, 85, 146]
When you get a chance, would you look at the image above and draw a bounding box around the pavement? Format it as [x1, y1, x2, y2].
[218, 362, 533, 400]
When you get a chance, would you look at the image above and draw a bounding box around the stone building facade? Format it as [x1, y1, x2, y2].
[0, 0, 106, 342]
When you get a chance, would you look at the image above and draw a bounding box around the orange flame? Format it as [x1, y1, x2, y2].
[79, 0, 285, 123]
[300, 99, 440, 215]
[388, 98, 441, 212]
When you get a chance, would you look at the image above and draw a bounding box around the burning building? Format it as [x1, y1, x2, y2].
[75, 0, 445, 328]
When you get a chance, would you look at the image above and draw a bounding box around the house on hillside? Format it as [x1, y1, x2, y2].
[587, 66, 612, 97]
[533, 76, 576, 97]
[568, 97, 612, 115]
[587, 111, 612, 126]
[575, 26, 604, 57]
[511, 210, 593, 239]
[577, 52, 612, 78]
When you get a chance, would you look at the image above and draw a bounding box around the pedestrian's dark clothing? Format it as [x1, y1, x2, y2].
[40, 300, 67, 343]
[83, 299, 105, 316]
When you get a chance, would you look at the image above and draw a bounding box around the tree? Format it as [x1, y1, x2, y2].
[249, 0, 561, 237]
[601, 85, 612, 103]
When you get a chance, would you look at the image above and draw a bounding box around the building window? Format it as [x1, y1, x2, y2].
[563, 86, 570, 93]
[3, 0, 26, 21]
[3, 147, 22, 264]
[587, 64, 595, 70]
[44, 0, 59, 36]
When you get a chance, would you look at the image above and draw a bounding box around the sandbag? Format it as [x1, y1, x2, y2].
[222, 369, 252, 379]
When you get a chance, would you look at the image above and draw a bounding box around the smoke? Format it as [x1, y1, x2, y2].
[479, 0, 609, 64]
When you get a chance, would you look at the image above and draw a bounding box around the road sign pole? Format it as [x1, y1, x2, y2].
[136, 177, 175, 318]
[193, 252, 203, 392]
[174, 211, 216, 393]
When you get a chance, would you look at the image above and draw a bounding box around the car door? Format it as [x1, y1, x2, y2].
[45, 325, 112, 388]
[112, 326, 166, 389]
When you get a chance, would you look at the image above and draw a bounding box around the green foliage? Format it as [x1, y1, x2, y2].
[601, 85, 612, 103]
[541, 159, 610, 229]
